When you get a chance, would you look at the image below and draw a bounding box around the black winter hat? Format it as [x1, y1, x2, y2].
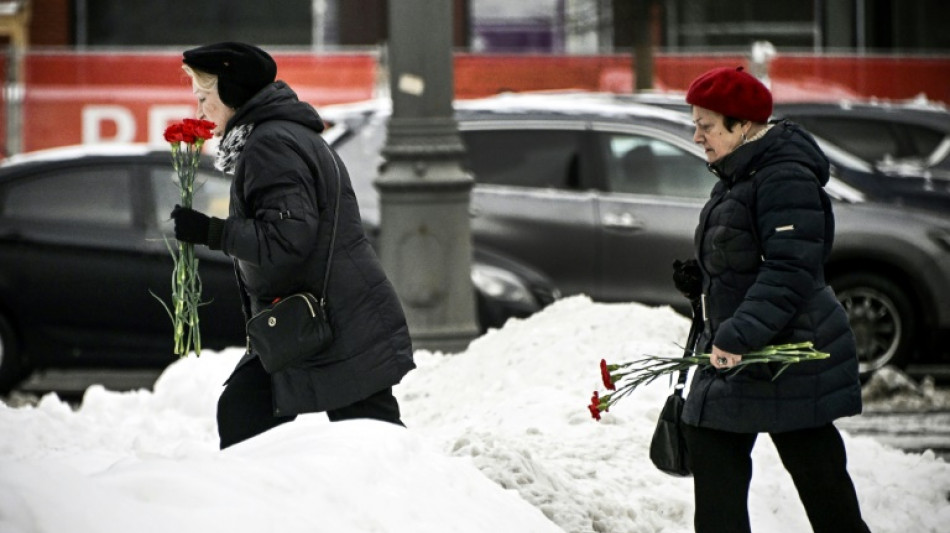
[182, 42, 277, 109]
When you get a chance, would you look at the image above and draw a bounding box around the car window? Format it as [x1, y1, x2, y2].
[2, 168, 133, 225]
[930, 137, 950, 171]
[788, 114, 947, 165]
[461, 129, 583, 190]
[906, 128, 947, 161]
[151, 167, 231, 230]
[600, 133, 713, 199]
[792, 117, 900, 162]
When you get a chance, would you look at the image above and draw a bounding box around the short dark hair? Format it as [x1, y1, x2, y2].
[723, 116, 743, 132]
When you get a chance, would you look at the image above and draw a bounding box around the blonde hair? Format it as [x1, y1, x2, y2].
[182, 64, 217, 92]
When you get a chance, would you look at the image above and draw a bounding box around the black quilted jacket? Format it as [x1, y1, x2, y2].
[219, 82, 414, 416]
[681, 120, 862, 433]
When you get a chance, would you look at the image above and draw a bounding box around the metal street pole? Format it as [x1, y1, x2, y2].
[375, 0, 479, 352]
[0, 0, 30, 157]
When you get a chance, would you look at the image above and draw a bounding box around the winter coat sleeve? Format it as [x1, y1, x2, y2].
[713, 166, 827, 353]
[220, 132, 321, 268]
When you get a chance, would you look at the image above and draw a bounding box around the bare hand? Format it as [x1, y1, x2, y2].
[711, 345, 742, 369]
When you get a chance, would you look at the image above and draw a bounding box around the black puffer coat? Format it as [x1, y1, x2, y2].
[681, 120, 862, 434]
[219, 81, 415, 416]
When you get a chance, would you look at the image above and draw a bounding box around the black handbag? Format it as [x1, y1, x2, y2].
[649, 384, 691, 477]
[248, 292, 333, 373]
[649, 297, 702, 477]
[246, 151, 342, 374]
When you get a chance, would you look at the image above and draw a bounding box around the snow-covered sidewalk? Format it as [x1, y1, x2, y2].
[2, 296, 948, 532]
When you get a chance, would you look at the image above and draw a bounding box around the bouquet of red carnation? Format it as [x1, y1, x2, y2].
[153, 118, 215, 356]
[588, 342, 830, 420]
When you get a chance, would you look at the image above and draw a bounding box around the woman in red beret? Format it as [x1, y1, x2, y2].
[170, 42, 415, 449]
[675, 66, 871, 532]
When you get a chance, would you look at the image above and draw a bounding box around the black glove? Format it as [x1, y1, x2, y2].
[170, 205, 223, 249]
[672, 259, 702, 301]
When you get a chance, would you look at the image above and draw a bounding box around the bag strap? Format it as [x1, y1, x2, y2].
[673, 297, 703, 398]
[320, 149, 342, 306]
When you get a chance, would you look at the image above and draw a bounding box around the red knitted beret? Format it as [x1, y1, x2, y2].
[686, 66, 773, 123]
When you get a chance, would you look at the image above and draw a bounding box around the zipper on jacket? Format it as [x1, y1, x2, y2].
[247, 292, 319, 324]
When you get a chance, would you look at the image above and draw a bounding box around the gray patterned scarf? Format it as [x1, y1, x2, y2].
[215, 123, 254, 175]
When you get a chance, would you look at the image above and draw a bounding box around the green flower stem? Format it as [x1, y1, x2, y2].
[171, 240, 202, 355]
[157, 137, 207, 357]
[599, 343, 830, 411]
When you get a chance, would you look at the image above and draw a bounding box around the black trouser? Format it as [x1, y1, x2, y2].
[683, 423, 871, 533]
[217, 357, 404, 449]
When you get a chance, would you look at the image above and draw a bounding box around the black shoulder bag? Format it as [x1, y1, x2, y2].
[649, 297, 702, 477]
[246, 152, 342, 374]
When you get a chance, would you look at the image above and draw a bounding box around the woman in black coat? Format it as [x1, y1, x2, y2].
[171, 42, 415, 449]
[677, 67, 871, 533]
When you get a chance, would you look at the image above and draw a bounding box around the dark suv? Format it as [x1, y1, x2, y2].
[322, 93, 950, 377]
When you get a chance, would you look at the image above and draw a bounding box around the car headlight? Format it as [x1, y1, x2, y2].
[471, 264, 537, 306]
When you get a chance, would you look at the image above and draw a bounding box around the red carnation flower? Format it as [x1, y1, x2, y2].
[163, 123, 184, 143]
[588, 391, 608, 421]
[183, 118, 215, 140]
[588, 403, 601, 421]
[600, 359, 616, 391]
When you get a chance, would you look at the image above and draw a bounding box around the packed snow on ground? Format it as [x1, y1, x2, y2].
[2, 295, 948, 532]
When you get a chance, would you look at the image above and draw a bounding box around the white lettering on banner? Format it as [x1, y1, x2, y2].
[149, 105, 194, 146]
[82, 105, 135, 144]
[81, 105, 197, 145]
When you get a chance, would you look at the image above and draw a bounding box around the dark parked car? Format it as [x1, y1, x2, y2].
[0, 144, 559, 392]
[321, 92, 950, 377]
[772, 99, 950, 170]
[772, 100, 950, 213]
[610, 92, 950, 213]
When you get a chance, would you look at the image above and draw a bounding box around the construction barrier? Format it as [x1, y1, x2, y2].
[4, 51, 948, 154]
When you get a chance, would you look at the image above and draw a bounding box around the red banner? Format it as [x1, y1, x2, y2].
[20, 52, 377, 152]
[8, 51, 949, 154]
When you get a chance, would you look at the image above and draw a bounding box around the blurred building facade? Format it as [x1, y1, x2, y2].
[19, 0, 950, 54]
[4, 0, 948, 156]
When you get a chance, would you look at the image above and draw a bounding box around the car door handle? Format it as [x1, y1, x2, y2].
[602, 212, 642, 230]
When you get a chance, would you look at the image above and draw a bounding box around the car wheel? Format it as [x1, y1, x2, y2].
[831, 272, 916, 375]
[0, 313, 23, 393]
